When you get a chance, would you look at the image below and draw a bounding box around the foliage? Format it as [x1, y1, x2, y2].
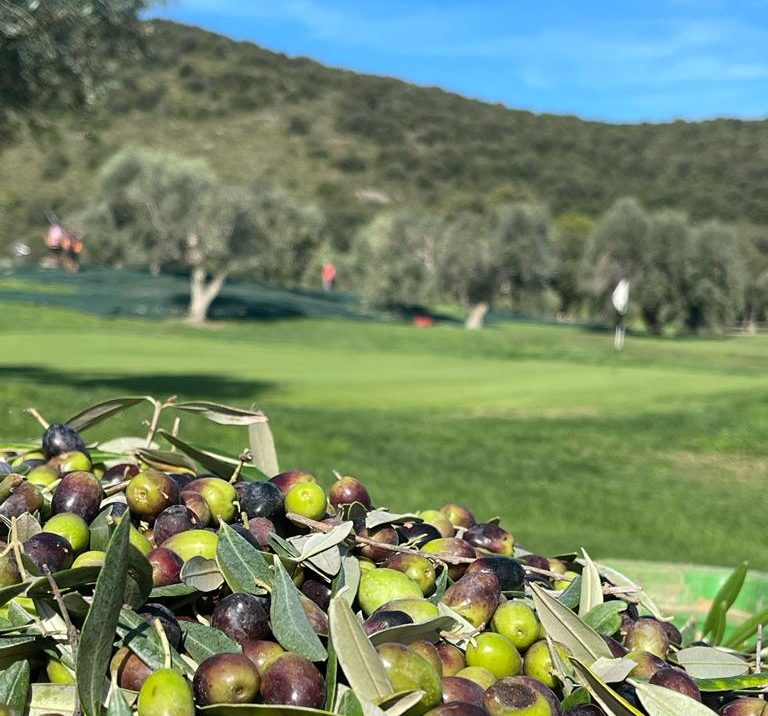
[83, 146, 217, 274]
[552, 213, 593, 317]
[3, 19, 768, 263]
[353, 211, 443, 308]
[492, 202, 555, 305]
[682, 221, 747, 333]
[81, 147, 323, 321]
[0, 0, 148, 136]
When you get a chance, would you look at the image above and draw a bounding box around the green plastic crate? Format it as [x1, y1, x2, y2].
[603, 559, 768, 639]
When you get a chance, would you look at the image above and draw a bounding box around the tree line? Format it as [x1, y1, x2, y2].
[81, 146, 766, 333]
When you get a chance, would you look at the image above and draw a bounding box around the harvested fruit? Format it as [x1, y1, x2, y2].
[0, 395, 762, 716]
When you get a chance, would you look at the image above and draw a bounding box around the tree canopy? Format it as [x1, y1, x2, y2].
[83, 146, 323, 322]
[0, 0, 148, 137]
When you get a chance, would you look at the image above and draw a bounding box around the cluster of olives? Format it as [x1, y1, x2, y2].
[0, 422, 764, 716]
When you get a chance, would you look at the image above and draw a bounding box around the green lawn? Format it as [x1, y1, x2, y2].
[2, 300, 767, 571]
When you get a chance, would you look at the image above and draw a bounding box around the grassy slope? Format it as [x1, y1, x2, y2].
[2, 301, 768, 570]
[2, 20, 768, 252]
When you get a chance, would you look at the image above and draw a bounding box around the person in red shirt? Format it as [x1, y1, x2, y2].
[322, 261, 337, 292]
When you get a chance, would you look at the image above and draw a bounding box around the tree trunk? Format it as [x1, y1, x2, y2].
[187, 267, 228, 324]
[745, 307, 758, 335]
[465, 302, 489, 330]
[642, 307, 663, 336]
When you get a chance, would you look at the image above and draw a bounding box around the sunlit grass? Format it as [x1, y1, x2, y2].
[2, 301, 767, 570]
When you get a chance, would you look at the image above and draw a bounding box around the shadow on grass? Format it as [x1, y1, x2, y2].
[1, 365, 275, 402]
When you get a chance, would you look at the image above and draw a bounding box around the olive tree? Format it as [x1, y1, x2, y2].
[682, 221, 746, 333]
[552, 212, 593, 318]
[636, 210, 690, 335]
[738, 226, 768, 333]
[436, 211, 498, 328]
[437, 203, 554, 329]
[84, 147, 321, 323]
[492, 202, 555, 309]
[585, 197, 650, 318]
[353, 211, 443, 308]
[586, 198, 691, 335]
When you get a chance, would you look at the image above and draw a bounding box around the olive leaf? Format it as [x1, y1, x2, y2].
[329, 592, 394, 702]
[722, 607, 768, 650]
[560, 687, 591, 711]
[324, 633, 339, 713]
[590, 657, 636, 684]
[693, 672, 768, 692]
[125, 545, 154, 607]
[364, 510, 420, 530]
[0, 582, 31, 609]
[248, 420, 279, 477]
[428, 568, 449, 605]
[173, 401, 268, 426]
[0, 659, 30, 714]
[116, 609, 188, 675]
[180, 621, 240, 663]
[635, 681, 716, 716]
[89, 507, 114, 552]
[377, 690, 425, 716]
[106, 687, 132, 716]
[673, 646, 749, 679]
[97, 436, 156, 453]
[134, 447, 197, 473]
[368, 616, 458, 646]
[293, 522, 354, 563]
[558, 575, 582, 609]
[66, 396, 152, 432]
[702, 562, 748, 645]
[216, 522, 272, 594]
[271, 557, 327, 662]
[578, 549, 603, 617]
[570, 658, 644, 716]
[149, 583, 199, 598]
[29, 682, 78, 716]
[582, 601, 626, 636]
[530, 582, 612, 665]
[15, 513, 41, 541]
[180, 556, 225, 592]
[158, 430, 263, 480]
[77, 511, 131, 716]
[337, 688, 366, 716]
[27, 566, 102, 597]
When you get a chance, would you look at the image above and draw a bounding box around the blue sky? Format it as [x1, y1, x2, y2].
[148, 0, 768, 123]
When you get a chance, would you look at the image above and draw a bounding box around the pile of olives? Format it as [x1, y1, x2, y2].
[0, 421, 765, 716]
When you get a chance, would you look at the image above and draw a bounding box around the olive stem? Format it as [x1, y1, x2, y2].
[41, 478, 62, 495]
[25, 407, 49, 429]
[9, 517, 28, 581]
[229, 450, 253, 483]
[286, 512, 476, 564]
[145, 396, 177, 447]
[42, 565, 79, 658]
[154, 617, 172, 670]
[171, 416, 181, 442]
[0, 473, 23, 502]
[104, 479, 132, 496]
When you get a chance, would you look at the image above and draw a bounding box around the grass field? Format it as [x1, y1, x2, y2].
[1, 297, 767, 571]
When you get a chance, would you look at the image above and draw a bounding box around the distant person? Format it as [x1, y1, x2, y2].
[65, 230, 84, 272]
[322, 261, 337, 292]
[45, 224, 64, 268]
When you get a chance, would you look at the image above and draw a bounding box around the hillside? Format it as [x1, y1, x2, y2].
[2, 19, 767, 251]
